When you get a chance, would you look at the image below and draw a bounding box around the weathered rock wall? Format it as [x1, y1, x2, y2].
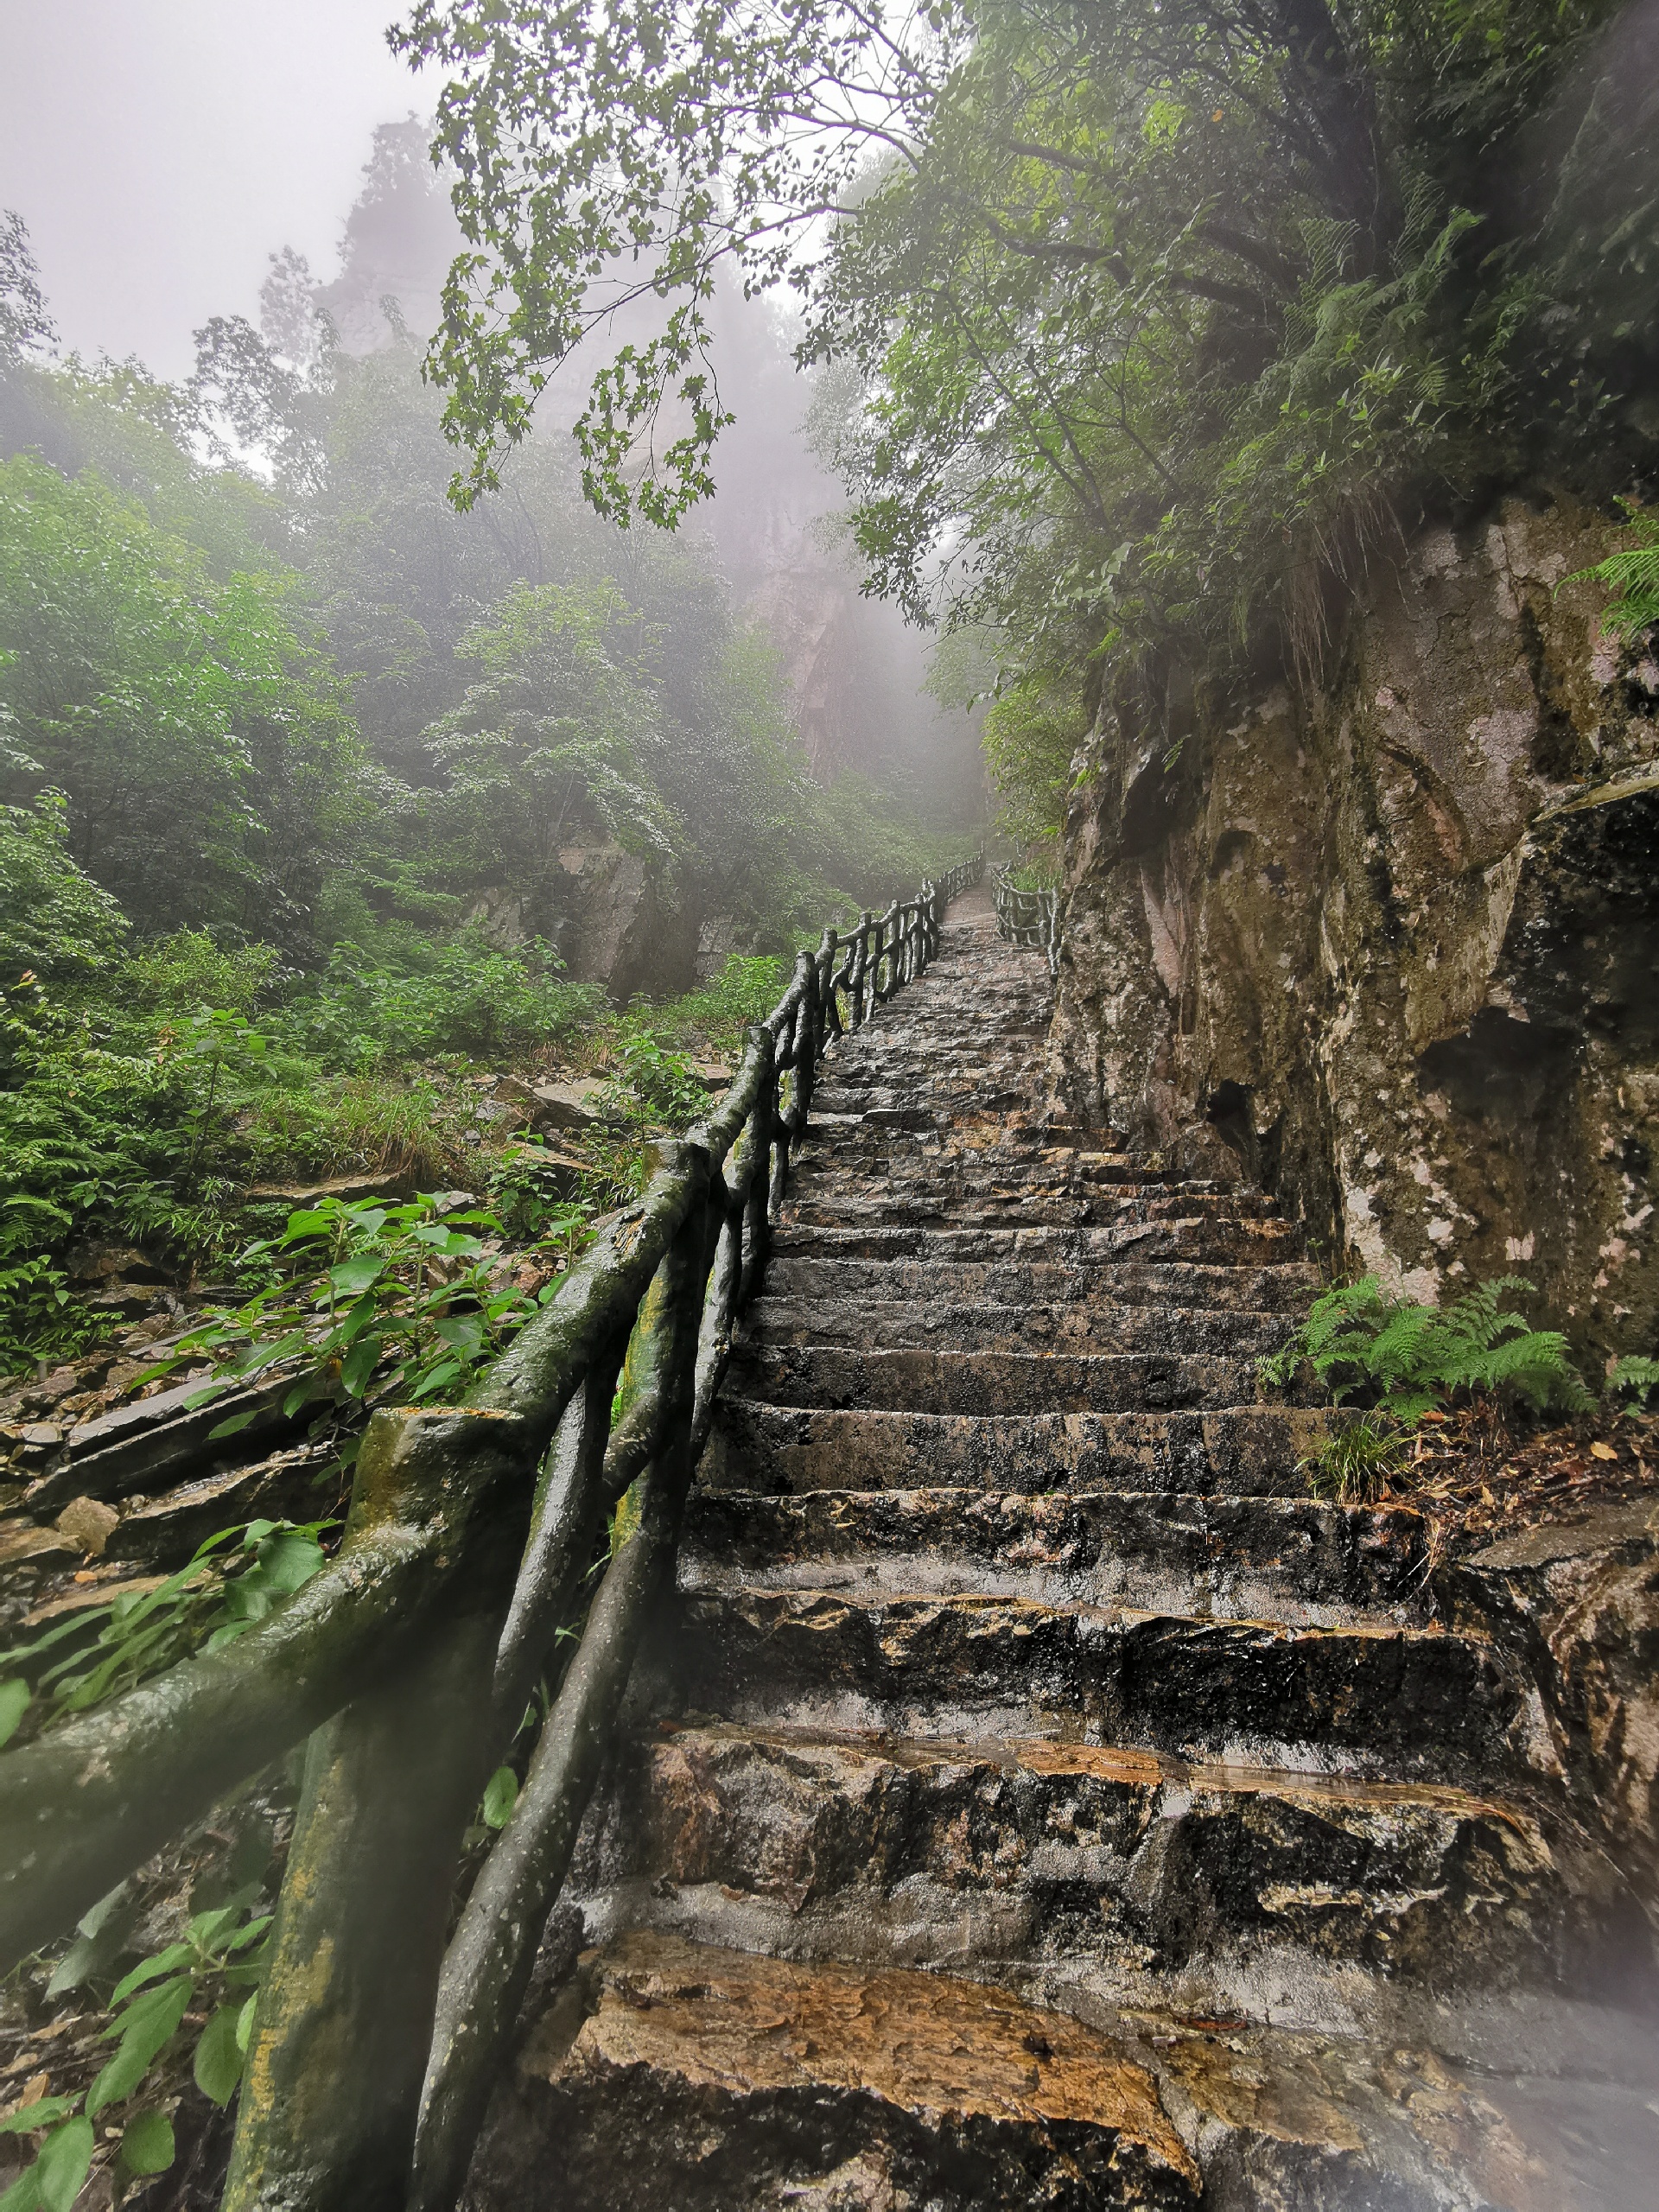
[1049, 498, 1659, 1363]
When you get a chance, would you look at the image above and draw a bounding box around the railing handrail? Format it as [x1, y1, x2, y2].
[991, 863, 1062, 977]
[0, 846, 986, 2212]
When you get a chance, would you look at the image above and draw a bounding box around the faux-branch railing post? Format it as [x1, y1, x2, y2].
[0, 854, 985, 2212]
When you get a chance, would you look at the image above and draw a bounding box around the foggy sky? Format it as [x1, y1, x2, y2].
[0, 0, 423, 379]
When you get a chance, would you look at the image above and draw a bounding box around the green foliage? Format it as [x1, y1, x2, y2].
[280, 930, 601, 1069]
[0, 793, 127, 986]
[0, 1518, 333, 1746]
[1565, 502, 1659, 640]
[981, 678, 1085, 854]
[0, 455, 367, 945]
[141, 1193, 571, 1421]
[0, 1892, 271, 2207]
[1261, 1274, 1593, 1420]
[480, 1765, 520, 1831]
[124, 929, 282, 1016]
[610, 1035, 714, 1129]
[399, 0, 1659, 709]
[1300, 1413, 1410, 1506]
[1609, 1354, 1659, 1405]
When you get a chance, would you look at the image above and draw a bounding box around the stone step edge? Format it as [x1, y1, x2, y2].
[643, 1717, 1535, 1834]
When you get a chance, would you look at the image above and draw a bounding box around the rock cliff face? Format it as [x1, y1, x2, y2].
[1049, 498, 1659, 1363]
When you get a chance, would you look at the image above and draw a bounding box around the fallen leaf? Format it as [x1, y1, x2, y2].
[1590, 1441, 1618, 1462]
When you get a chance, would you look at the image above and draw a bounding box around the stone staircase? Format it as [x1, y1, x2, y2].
[467, 890, 1659, 2211]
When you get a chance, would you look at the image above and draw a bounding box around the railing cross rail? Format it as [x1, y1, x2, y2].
[991, 864, 1063, 976]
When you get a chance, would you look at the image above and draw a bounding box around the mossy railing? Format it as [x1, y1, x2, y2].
[991, 865, 1061, 976]
[0, 851, 983, 2212]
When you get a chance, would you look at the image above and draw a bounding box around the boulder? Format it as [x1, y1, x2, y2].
[528, 1078, 615, 1132]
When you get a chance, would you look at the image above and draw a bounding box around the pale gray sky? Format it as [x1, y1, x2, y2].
[0, 0, 425, 379]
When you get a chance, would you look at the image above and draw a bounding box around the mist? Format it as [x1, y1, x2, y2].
[0, 0, 420, 378]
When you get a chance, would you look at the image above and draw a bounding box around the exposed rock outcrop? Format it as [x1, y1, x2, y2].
[1048, 499, 1659, 1362]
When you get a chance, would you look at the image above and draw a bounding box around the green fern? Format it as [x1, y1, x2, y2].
[1564, 503, 1659, 641]
[1609, 1354, 1659, 1407]
[1260, 1274, 1592, 1421]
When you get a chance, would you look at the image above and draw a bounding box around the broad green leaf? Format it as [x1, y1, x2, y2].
[193, 2005, 245, 2107]
[480, 1765, 519, 1829]
[47, 1879, 137, 1997]
[109, 1944, 193, 2005]
[34, 2120, 93, 2212]
[254, 1532, 326, 1592]
[87, 1974, 192, 2115]
[329, 1255, 385, 1297]
[340, 1335, 382, 1397]
[0, 2158, 40, 2212]
[235, 1993, 258, 2052]
[0, 2099, 78, 2139]
[432, 1313, 484, 1360]
[118, 2110, 175, 2177]
[278, 1210, 334, 1240]
[207, 1408, 258, 1440]
[0, 1678, 29, 1749]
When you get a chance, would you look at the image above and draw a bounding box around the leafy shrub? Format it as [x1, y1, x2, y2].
[143, 1192, 580, 1423]
[0, 792, 128, 987]
[611, 1034, 713, 1128]
[280, 928, 602, 1067]
[619, 951, 788, 1057]
[1259, 1274, 1593, 1420]
[123, 928, 282, 1015]
[238, 1069, 466, 1188]
[0, 1889, 273, 2205]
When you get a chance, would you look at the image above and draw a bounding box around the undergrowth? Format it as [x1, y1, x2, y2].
[1258, 1273, 1657, 1503]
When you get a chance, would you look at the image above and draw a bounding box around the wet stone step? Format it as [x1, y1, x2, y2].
[585, 1724, 1630, 1999]
[791, 1155, 1215, 1191]
[721, 1346, 1268, 1416]
[680, 1488, 1429, 1624]
[737, 1297, 1294, 1358]
[666, 1587, 1523, 1780]
[467, 1929, 1201, 2212]
[779, 1192, 1280, 1232]
[811, 1085, 1032, 1118]
[760, 1255, 1318, 1313]
[701, 1402, 1333, 1499]
[767, 1217, 1306, 1267]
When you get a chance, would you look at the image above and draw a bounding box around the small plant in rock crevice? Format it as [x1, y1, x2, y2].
[1300, 1411, 1412, 1506]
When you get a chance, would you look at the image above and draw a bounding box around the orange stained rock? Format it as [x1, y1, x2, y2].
[550, 1929, 1200, 2189]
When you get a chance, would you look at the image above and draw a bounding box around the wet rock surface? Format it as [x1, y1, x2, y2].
[472, 893, 1659, 2209]
[1046, 497, 1659, 1361]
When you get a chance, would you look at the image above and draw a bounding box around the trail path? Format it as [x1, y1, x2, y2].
[296, 896, 1659, 2202]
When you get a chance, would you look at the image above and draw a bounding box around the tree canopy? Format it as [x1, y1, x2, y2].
[396, 0, 1659, 740]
